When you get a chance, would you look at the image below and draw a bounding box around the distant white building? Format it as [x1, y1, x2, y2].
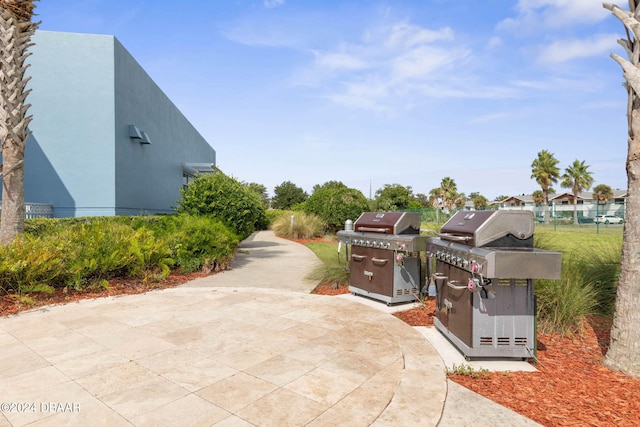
[495, 190, 627, 222]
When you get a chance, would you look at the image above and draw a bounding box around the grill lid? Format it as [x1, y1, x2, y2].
[354, 212, 420, 235]
[439, 210, 534, 247]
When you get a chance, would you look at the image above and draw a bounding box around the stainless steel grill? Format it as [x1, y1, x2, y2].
[337, 212, 426, 305]
[427, 210, 562, 359]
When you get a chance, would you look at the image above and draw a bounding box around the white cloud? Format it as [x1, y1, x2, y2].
[299, 21, 476, 112]
[468, 112, 516, 125]
[487, 36, 503, 49]
[384, 23, 454, 49]
[538, 33, 619, 64]
[263, 0, 284, 9]
[498, 0, 626, 31]
[313, 50, 369, 71]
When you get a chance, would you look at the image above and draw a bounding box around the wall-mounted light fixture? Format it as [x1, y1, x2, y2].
[129, 125, 152, 145]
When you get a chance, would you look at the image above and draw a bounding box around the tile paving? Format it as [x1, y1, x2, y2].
[0, 230, 540, 426]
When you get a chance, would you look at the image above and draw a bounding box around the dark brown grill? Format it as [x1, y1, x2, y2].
[337, 212, 426, 305]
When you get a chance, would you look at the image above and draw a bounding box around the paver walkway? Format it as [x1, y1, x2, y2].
[0, 231, 446, 426]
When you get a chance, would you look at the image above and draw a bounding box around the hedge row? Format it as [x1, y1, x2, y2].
[1, 215, 240, 294]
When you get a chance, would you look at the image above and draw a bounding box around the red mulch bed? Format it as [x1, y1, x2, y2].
[312, 289, 640, 426]
[0, 270, 211, 317]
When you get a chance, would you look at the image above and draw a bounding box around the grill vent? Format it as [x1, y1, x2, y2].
[514, 337, 527, 346]
[480, 337, 493, 346]
[497, 337, 510, 346]
[496, 278, 529, 286]
[396, 289, 418, 296]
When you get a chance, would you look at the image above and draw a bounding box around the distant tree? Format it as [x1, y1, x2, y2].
[592, 183, 614, 205]
[312, 181, 347, 193]
[302, 186, 369, 231]
[531, 150, 560, 224]
[432, 177, 463, 211]
[245, 182, 270, 208]
[271, 181, 308, 210]
[414, 193, 430, 208]
[603, 0, 640, 377]
[494, 195, 509, 202]
[561, 159, 594, 224]
[0, 1, 39, 246]
[472, 195, 489, 209]
[373, 183, 414, 211]
[532, 190, 545, 204]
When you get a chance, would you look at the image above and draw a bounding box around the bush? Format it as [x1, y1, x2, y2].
[52, 221, 175, 287]
[0, 235, 66, 293]
[271, 212, 324, 240]
[0, 214, 243, 294]
[177, 172, 267, 240]
[301, 186, 369, 232]
[304, 241, 349, 287]
[536, 255, 600, 334]
[575, 242, 620, 315]
[161, 215, 240, 273]
[264, 209, 289, 227]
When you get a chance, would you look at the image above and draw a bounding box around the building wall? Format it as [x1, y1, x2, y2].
[22, 31, 216, 217]
[25, 31, 117, 217]
[113, 38, 215, 215]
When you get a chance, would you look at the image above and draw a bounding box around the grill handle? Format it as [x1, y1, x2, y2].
[438, 233, 472, 242]
[357, 227, 389, 233]
[351, 254, 366, 262]
[447, 280, 468, 290]
[371, 258, 388, 265]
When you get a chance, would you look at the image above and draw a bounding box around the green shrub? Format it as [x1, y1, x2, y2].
[0, 235, 66, 293]
[304, 241, 349, 286]
[50, 221, 174, 287]
[575, 242, 620, 315]
[536, 255, 600, 334]
[177, 172, 267, 239]
[301, 186, 369, 232]
[271, 212, 324, 240]
[264, 209, 290, 227]
[2, 214, 242, 294]
[162, 215, 239, 273]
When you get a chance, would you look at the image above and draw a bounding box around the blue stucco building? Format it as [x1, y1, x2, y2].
[22, 31, 216, 217]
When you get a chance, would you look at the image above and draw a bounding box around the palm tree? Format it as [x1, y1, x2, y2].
[429, 187, 444, 223]
[531, 190, 545, 222]
[0, 0, 39, 245]
[592, 183, 614, 205]
[531, 150, 560, 224]
[603, 0, 640, 377]
[561, 159, 594, 224]
[439, 177, 459, 211]
[473, 195, 489, 210]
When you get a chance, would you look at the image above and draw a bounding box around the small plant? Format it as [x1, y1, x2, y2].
[536, 254, 599, 334]
[447, 363, 490, 379]
[271, 212, 325, 240]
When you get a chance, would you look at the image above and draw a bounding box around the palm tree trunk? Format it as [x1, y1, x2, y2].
[0, 1, 38, 245]
[603, 1, 640, 377]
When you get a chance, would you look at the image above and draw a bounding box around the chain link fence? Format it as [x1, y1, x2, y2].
[405, 201, 627, 233]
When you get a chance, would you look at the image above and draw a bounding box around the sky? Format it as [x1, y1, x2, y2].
[34, 0, 630, 201]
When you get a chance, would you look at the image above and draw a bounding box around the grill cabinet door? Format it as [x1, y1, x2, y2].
[350, 246, 394, 297]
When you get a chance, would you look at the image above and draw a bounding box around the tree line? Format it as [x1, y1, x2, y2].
[246, 150, 616, 222]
